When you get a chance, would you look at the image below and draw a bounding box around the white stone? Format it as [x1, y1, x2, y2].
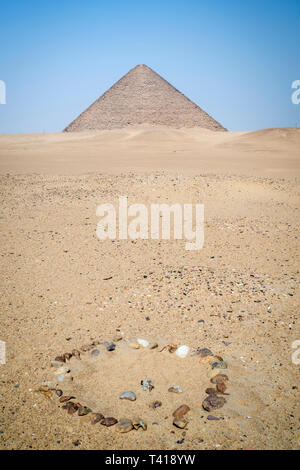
[175, 345, 189, 358]
[137, 338, 149, 348]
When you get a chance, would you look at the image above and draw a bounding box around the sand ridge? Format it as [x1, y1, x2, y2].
[0, 126, 299, 178]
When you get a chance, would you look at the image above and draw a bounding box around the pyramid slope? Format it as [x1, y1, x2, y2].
[64, 65, 226, 132]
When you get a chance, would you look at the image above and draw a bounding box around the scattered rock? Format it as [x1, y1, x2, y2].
[55, 389, 63, 397]
[207, 415, 223, 421]
[196, 348, 213, 358]
[78, 406, 92, 416]
[216, 382, 228, 394]
[202, 394, 226, 412]
[176, 345, 189, 358]
[71, 349, 81, 359]
[214, 355, 224, 361]
[59, 395, 75, 403]
[141, 379, 154, 391]
[113, 334, 123, 342]
[91, 412, 104, 425]
[168, 385, 183, 394]
[172, 404, 190, 420]
[173, 418, 188, 429]
[137, 338, 149, 348]
[55, 356, 66, 363]
[63, 402, 79, 415]
[212, 360, 227, 369]
[132, 417, 147, 431]
[41, 390, 53, 400]
[149, 401, 162, 409]
[148, 342, 158, 350]
[210, 374, 229, 384]
[62, 353, 72, 361]
[120, 391, 136, 401]
[160, 344, 177, 353]
[116, 419, 133, 433]
[100, 417, 118, 427]
[91, 349, 100, 357]
[205, 387, 218, 395]
[104, 342, 116, 352]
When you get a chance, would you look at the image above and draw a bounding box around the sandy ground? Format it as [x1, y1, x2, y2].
[0, 126, 299, 450]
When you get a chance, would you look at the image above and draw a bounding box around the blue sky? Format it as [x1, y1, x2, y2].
[0, 0, 299, 133]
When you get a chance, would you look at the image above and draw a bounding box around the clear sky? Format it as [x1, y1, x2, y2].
[0, 0, 299, 133]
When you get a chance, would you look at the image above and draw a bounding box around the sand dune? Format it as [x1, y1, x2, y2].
[0, 126, 299, 177]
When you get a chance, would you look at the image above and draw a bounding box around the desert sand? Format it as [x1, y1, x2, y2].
[0, 126, 299, 450]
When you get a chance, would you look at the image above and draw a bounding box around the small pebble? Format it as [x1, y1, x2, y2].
[78, 406, 92, 416]
[59, 395, 75, 403]
[141, 380, 154, 391]
[120, 391, 136, 401]
[100, 417, 118, 427]
[104, 342, 116, 352]
[205, 387, 217, 395]
[72, 349, 81, 359]
[202, 394, 226, 412]
[132, 417, 147, 431]
[197, 348, 214, 357]
[137, 338, 149, 348]
[149, 401, 162, 409]
[113, 334, 123, 342]
[173, 418, 188, 429]
[210, 374, 229, 384]
[216, 382, 228, 394]
[55, 356, 66, 363]
[91, 412, 104, 425]
[175, 345, 189, 358]
[168, 385, 183, 394]
[177, 438, 185, 444]
[212, 360, 227, 370]
[63, 402, 79, 415]
[172, 404, 190, 420]
[91, 349, 100, 357]
[116, 419, 133, 433]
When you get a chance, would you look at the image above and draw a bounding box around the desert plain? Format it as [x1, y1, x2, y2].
[0, 126, 299, 449]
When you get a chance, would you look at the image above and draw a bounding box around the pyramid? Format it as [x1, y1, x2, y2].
[64, 64, 226, 132]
